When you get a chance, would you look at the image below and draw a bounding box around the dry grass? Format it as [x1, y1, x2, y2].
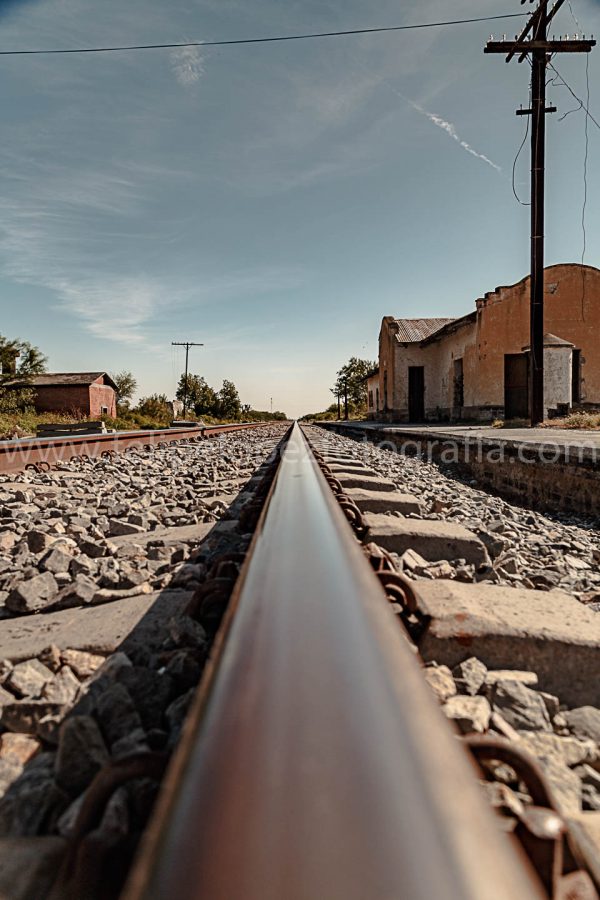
[543, 411, 600, 430]
[0, 411, 80, 440]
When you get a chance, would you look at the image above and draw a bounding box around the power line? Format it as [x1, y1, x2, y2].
[0, 13, 529, 57]
[512, 112, 531, 206]
[547, 60, 600, 130]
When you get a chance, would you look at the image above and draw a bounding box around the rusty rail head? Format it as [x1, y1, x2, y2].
[124, 422, 543, 900]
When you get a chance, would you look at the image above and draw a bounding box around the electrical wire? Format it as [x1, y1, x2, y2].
[567, 0, 582, 32]
[547, 60, 600, 131]
[512, 110, 531, 205]
[0, 13, 529, 56]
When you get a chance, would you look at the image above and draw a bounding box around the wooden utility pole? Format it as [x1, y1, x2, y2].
[172, 341, 204, 418]
[344, 379, 349, 421]
[485, 0, 594, 426]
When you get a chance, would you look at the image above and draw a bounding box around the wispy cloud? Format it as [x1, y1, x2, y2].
[408, 99, 502, 172]
[170, 44, 205, 87]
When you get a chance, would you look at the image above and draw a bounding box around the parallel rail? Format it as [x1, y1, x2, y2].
[124, 422, 542, 900]
[0, 421, 277, 474]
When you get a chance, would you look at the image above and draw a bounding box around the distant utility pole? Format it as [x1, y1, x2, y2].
[270, 397, 273, 414]
[172, 341, 204, 418]
[485, 1, 595, 426]
[344, 379, 349, 421]
[337, 391, 341, 420]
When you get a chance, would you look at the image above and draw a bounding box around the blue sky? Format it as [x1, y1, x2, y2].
[0, 0, 598, 417]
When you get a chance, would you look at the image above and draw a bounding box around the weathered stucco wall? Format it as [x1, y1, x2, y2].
[544, 346, 572, 414]
[378, 264, 600, 422]
[475, 264, 600, 407]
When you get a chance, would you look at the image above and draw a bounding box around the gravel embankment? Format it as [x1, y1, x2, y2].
[0, 424, 286, 850]
[317, 429, 600, 602]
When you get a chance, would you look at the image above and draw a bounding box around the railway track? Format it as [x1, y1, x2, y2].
[0, 421, 598, 898]
[0, 421, 275, 475]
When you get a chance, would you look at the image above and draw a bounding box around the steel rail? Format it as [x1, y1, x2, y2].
[124, 422, 543, 900]
[0, 421, 278, 474]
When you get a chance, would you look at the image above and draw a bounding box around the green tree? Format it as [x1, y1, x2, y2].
[135, 393, 172, 425]
[0, 335, 47, 413]
[216, 379, 242, 420]
[0, 335, 47, 382]
[331, 357, 377, 415]
[112, 370, 137, 405]
[176, 374, 218, 416]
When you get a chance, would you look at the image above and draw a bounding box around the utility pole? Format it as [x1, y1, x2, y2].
[485, 1, 594, 426]
[344, 379, 349, 421]
[337, 391, 341, 420]
[172, 341, 204, 418]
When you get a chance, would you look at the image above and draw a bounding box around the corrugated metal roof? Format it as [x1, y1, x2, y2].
[4, 372, 116, 388]
[393, 318, 456, 343]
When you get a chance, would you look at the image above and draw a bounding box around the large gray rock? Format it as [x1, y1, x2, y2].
[442, 695, 491, 734]
[26, 531, 56, 554]
[60, 649, 105, 678]
[363, 515, 490, 567]
[41, 667, 80, 706]
[55, 715, 109, 795]
[6, 660, 54, 699]
[78, 538, 107, 559]
[565, 707, 600, 744]
[414, 581, 600, 707]
[6, 572, 58, 613]
[423, 664, 456, 703]
[96, 683, 144, 747]
[116, 666, 173, 731]
[491, 681, 552, 732]
[452, 657, 487, 696]
[39, 547, 72, 575]
[108, 519, 146, 537]
[0, 701, 64, 737]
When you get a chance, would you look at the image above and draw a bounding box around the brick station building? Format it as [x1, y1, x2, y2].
[370, 263, 600, 422]
[5, 372, 118, 418]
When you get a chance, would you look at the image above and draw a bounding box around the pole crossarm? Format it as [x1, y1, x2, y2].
[485, 39, 595, 56]
[516, 105, 557, 114]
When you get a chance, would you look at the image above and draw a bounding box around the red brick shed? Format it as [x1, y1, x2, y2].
[5, 372, 118, 418]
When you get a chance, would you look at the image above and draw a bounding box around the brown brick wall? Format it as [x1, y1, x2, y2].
[89, 384, 117, 418]
[34, 385, 91, 416]
[33, 381, 116, 417]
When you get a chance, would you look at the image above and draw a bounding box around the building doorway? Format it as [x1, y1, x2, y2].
[504, 354, 529, 420]
[408, 366, 425, 421]
[453, 358, 464, 413]
[572, 349, 581, 405]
